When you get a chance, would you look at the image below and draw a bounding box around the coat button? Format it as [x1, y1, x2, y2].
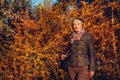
[75, 56, 78, 57]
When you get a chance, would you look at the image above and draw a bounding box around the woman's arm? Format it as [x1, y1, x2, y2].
[87, 33, 95, 77]
[61, 42, 71, 60]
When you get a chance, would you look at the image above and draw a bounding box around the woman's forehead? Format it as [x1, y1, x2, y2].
[73, 19, 83, 24]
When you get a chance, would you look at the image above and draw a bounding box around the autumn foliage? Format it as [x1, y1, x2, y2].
[0, 0, 120, 80]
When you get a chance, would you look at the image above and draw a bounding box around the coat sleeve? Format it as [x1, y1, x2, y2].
[63, 42, 71, 57]
[87, 33, 95, 72]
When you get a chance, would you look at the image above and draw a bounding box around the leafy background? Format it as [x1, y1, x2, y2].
[0, 0, 120, 80]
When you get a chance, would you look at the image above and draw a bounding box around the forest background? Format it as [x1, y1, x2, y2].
[0, 0, 120, 80]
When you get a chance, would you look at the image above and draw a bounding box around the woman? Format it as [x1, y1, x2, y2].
[61, 18, 95, 80]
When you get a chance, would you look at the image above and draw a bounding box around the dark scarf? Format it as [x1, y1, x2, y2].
[71, 30, 85, 43]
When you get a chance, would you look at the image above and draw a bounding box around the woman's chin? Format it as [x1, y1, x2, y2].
[75, 30, 80, 32]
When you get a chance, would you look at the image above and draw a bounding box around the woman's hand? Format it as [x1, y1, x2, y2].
[61, 54, 67, 60]
[89, 71, 94, 78]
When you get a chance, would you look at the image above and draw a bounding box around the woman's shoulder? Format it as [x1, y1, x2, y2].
[84, 31, 92, 36]
[83, 32, 93, 39]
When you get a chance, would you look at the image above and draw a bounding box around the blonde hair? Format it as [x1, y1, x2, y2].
[71, 18, 84, 27]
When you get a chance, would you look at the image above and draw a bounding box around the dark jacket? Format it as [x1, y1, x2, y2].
[66, 32, 95, 72]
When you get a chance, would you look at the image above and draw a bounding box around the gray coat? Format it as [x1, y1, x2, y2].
[66, 32, 95, 72]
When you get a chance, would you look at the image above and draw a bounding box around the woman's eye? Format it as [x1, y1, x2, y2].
[73, 24, 76, 26]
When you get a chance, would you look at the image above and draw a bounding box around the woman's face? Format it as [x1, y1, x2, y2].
[72, 19, 83, 32]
